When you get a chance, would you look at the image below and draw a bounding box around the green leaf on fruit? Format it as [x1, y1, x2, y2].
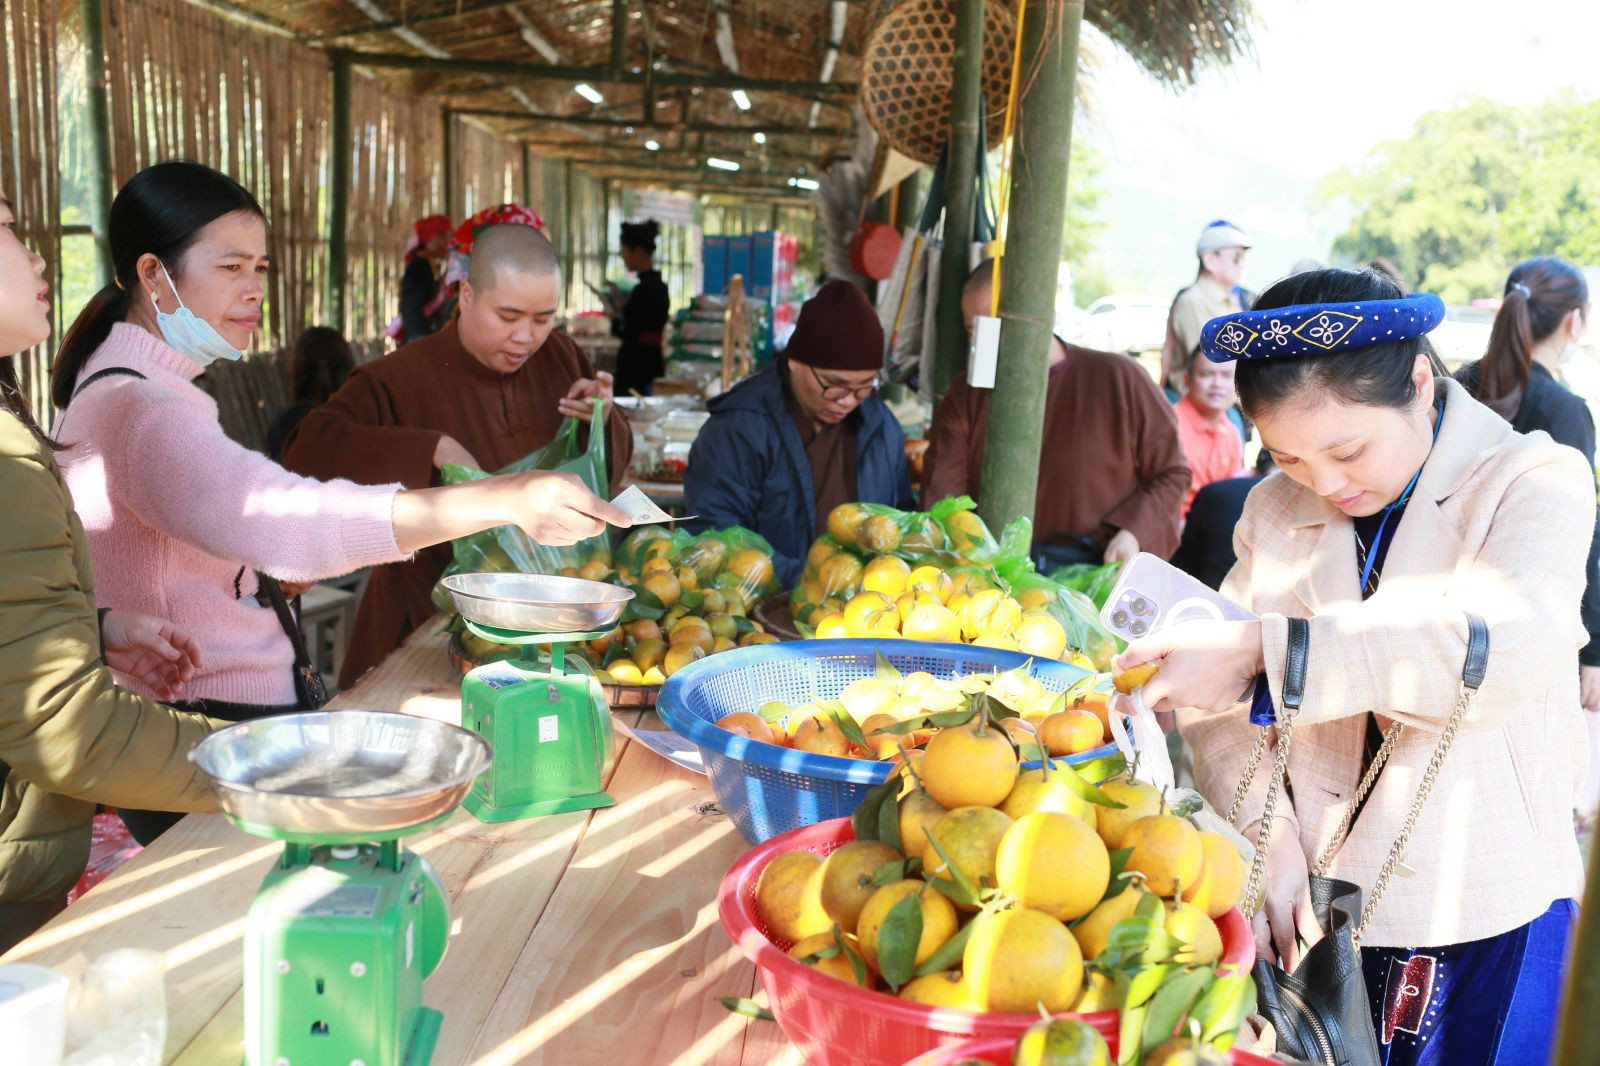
[877, 787, 904, 852]
[914, 908, 980, 977]
[851, 778, 897, 844]
[876, 895, 925, 991]
[875, 650, 903, 682]
[829, 708, 867, 748]
[839, 929, 871, 987]
[719, 997, 775, 1021]
[1190, 971, 1258, 1048]
[1052, 765, 1128, 809]
[872, 858, 910, 886]
[1140, 967, 1215, 1054]
[922, 830, 980, 906]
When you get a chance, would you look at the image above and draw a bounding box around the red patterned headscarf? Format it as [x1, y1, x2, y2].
[440, 203, 549, 291]
[403, 214, 452, 261]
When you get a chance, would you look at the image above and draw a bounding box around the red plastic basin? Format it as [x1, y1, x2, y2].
[717, 817, 1255, 1066]
[901, 1036, 1281, 1065]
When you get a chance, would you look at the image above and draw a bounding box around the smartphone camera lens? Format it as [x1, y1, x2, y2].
[1131, 597, 1149, 616]
[1130, 620, 1148, 637]
[1111, 609, 1129, 628]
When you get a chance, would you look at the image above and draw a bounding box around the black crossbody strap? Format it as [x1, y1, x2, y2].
[1283, 616, 1311, 710]
[72, 366, 146, 400]
[257, 574, 313, 671]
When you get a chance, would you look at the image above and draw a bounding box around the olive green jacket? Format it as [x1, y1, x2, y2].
[0, 411, 221, 905]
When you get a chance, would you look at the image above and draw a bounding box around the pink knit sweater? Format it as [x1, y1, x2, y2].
[56, 323, 405, 706]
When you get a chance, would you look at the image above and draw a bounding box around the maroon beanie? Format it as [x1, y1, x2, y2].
[784, 279, 884, 371]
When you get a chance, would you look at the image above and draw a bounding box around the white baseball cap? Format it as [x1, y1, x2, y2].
[1196, 219, 1252, 255]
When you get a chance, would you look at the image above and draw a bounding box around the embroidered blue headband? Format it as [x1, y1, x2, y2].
[1199, 292, 1447, 363]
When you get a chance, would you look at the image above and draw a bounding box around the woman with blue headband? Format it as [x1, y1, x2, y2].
[1119, 268, 1589, 1063]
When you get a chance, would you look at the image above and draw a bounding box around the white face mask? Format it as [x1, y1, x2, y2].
[1560, 339, 1581, 366]
[151, 262, 244, 366]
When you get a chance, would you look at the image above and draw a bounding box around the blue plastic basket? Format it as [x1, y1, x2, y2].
[656, 638, 1117, 843]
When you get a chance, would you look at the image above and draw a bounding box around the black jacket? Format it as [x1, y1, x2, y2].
[399, 257, 441, 342]
[1459, 360, 1600, 665]
[613, 270, 671, 394]
[1172, 474, 1262, 590]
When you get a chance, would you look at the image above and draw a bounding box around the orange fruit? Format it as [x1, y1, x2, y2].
[897, 788, 949, 863]
[1094, 777, 1163, 848]
[1015, 613, 1069, 660]
[663, 643, 705, 677]
[860, 713, 914, 760]
[1071, 689, 1114, 741]
[1072, 881, 1150, 960]
[922, 806, 1013, 903]
[641, 571, 682, 608]
[788, 930, 876, 988]
[907, 565, 954, 603]
[857, 514, 903, 554]
[963, 905, 1082, 1013]
[901, 603, 962, 643]
[1122, 814, 1205, 898]
[1183, 832, 1246, 919]
[899, 970, 976, 1008]
[668, 618, 715, 654]
[793, 716, 851, 758]
[814, 613, 850, 639]
[826, 503, 870, 547]
[995, 811, 1110, 922]
[863, 555, 913, 599]
[1165, 900, 1223, 964]
[753, 850, 830, 943]
[856, 879, 958, 969]
[1038, 710, 1105, 756]
[820, 841, 904, 933]
[715, 711, 773, 743]
[920, 723, 1019, 809]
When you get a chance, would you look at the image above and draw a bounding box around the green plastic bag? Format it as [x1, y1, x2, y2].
[1050, 561, 1124, 611]
[996, 545, 1119, 671]
[433, 399, 611, 610]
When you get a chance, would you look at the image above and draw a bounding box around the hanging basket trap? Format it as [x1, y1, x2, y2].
[859, 0, 1018, 165]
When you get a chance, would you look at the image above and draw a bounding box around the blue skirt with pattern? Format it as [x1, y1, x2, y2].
[1362, 899, 1577, 1066]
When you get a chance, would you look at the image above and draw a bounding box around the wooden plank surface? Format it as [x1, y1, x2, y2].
[3, 618, 789, 1065]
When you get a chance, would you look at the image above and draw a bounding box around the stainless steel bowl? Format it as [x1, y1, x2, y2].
[442, 572, 634, 633]
[189, 711, 491, 840]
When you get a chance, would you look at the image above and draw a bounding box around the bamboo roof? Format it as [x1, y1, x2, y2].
[189, 0, 1253, 192]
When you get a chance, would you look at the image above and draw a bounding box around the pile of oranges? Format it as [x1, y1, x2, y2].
[743, 667, 1254, 1063]
[712, 663, 1114, 763]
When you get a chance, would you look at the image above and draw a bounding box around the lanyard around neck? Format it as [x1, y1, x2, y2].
[1357, 403, 1444, 595]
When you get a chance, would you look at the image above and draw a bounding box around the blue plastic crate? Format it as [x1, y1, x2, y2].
[656, 638, 1117, 843]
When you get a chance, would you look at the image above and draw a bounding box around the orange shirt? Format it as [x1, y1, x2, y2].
[1174, 394, 1243, 516]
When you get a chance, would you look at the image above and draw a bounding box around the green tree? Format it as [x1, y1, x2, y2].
[1318, 94, 1600, 303]
[1062, 139, 1106, 265]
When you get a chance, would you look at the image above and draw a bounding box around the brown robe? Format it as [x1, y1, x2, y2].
[921, 341, 1189, 560]
[282, 322, 633, 687]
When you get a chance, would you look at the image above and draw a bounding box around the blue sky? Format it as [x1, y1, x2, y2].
[1078, 0, 1600, 300]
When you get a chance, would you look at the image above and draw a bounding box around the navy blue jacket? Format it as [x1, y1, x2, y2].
[684, 358, 914, 586]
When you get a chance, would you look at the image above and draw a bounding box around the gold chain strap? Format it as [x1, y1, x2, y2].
[1240, 710, 1296, 919]
[1226, 727, 1272, 825]
[1349, 683, 1477, 948]
[1310, 721, 1405, 877]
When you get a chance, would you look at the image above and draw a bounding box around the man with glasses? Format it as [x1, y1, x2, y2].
[1160, 220, 1254, 397]
[685, 280, 914, 586]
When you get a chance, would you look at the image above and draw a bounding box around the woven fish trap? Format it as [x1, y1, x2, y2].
[859, 0, 1018, 164]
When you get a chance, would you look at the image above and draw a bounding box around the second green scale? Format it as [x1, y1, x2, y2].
[441, 573, 635, 823]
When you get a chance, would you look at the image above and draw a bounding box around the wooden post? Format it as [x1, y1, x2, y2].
[895, 167, 929, 231]
[1556, 840, 1600, 1063]
[521, 143, 533, 205]
[977, 0, 1083, 533]
[327, 52, 352, 331]
[442, 108, 456, 219]
[562, 159, 575, 306]
[932, 0, 983, 399]
[610, 0, 628, 77]
[81, 0, 114, 285]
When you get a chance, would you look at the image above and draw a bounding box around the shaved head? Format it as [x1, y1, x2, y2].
[467, 223, 560, 290]
[963, 258, 996, 298]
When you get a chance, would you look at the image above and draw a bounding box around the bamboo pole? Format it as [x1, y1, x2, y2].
[895, 167, 929, 230]
[932, 0, 985, 399]
[610, 0, 627, 77]
[341, 49, 856, 97]
[977, 0, 1083, 532]
[1556, 839, 1600, 1063]
[327, 51, 351, 331]
[81, 0, 114, 284]
[442, 107, 455, 218]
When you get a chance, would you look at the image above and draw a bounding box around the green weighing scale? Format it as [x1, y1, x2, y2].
[189, 710, 492, 1066]
[441, 573, 635, 823]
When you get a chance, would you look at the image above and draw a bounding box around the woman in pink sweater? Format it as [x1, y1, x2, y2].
[51, 162, 630, 842]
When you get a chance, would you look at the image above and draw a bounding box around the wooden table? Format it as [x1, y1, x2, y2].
[3, 618, 802, 1066]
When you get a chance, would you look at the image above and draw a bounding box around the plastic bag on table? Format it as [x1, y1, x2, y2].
[1049, 561, 1124, 611]
[818, 500, 952, 562]
[676, 527, 780, 609]
[926, 494, 999, 564]
[615, 526, 692, 584]
[432, 400, 612, 612]
[997, 550, 1119, 670]
[61, 950, 166, 1066]
[790, 535, 866, 615]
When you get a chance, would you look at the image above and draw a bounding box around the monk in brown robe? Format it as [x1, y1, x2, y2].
[922, 260, 1189, 566]
[284, 223, 633, 687]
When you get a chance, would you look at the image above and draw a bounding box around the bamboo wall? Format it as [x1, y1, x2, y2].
[0, 0, 60, 422]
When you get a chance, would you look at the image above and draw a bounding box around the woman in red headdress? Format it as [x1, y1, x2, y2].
[397, 213, 452, 343]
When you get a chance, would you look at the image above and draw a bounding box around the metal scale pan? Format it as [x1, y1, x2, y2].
[441, 572, 634, 636]
[189, 710, 492, 844]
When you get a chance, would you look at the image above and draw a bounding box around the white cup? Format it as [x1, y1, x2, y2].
[0, 963, 69, 1066]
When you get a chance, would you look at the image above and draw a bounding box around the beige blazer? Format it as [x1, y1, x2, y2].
[1181, 377, 1591, 947]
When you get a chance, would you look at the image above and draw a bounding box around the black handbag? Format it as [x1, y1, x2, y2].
[1232, 614, 1489, 1066]
[257, 573, 330, 710]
